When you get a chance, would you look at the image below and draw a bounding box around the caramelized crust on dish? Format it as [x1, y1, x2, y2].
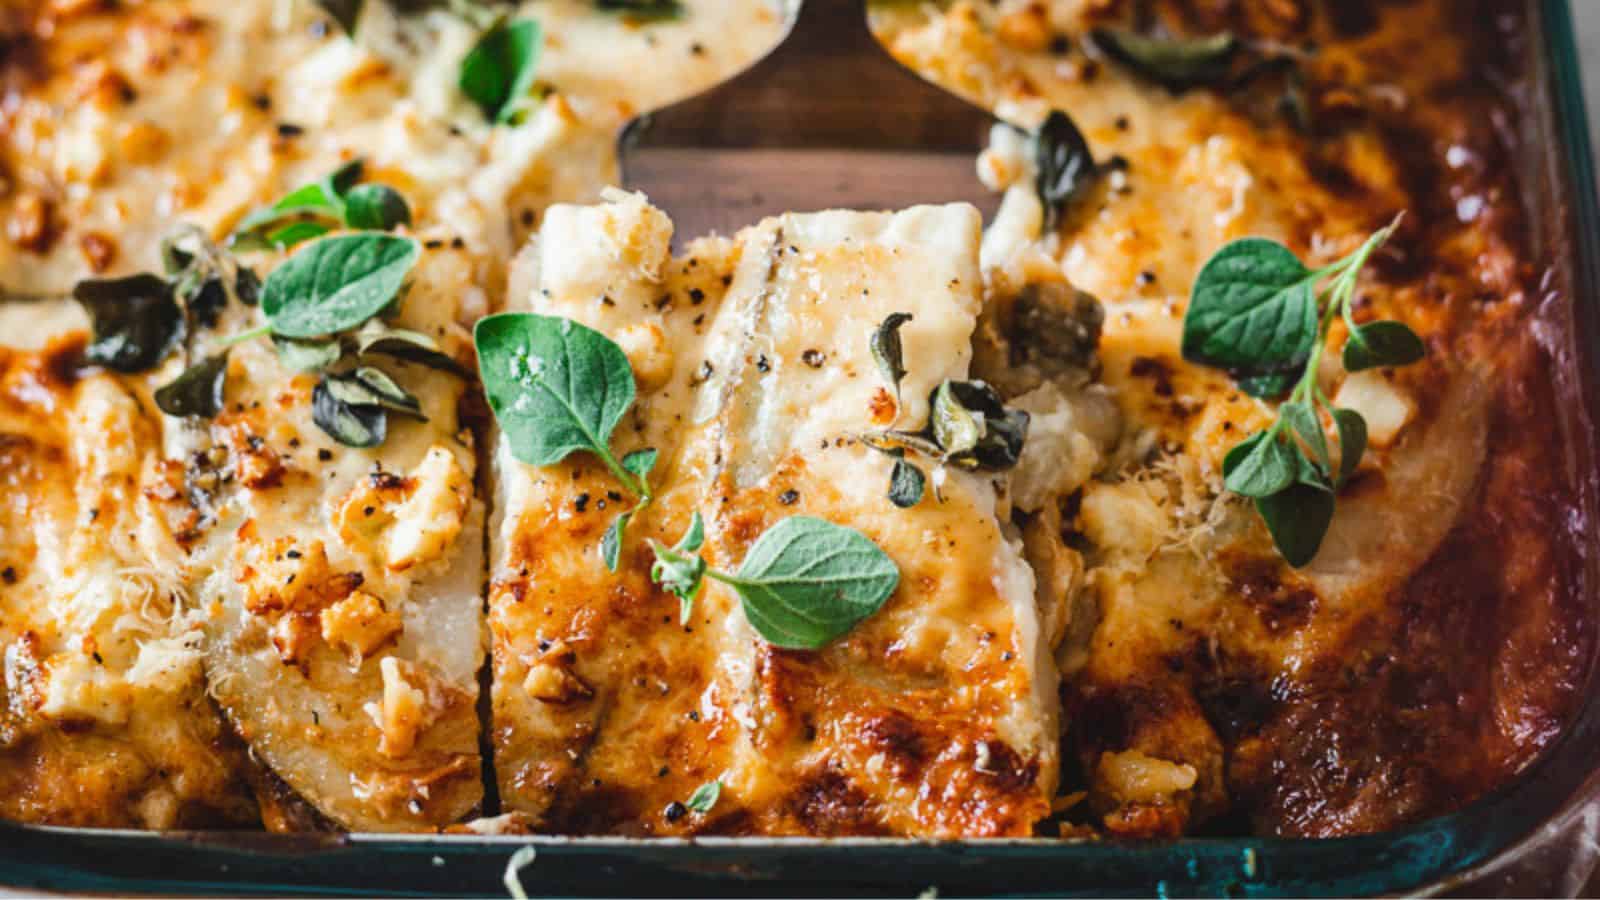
[490, 195, 1066, 836]
[0, 333, 255, 828]
[877, 0, 1592, 837]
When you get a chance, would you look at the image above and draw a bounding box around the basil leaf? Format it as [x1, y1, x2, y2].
[460, 18, 543, 124]
[154, 352, 230, 418]
[474, 312, 636, 468]
[596, 0, 682, 21]
[261, 233, 421, 338]
[1279, 401, 1329, 475]
[1182, 237, 1320, 372]
[356, 322, 467, 375]
[314, 0, 363, 34]
[622, 448, 658, 481]
[930, 380, 981, 457]
[344, 183, 412, 231]
[1343, 320, 1425, 372]
[73, 274, 183, 373]
[869, 312, 913, 400]
[1222, 430, 1298, 499]
[1033, 110, 1097, 232]
[684, 780, 720, 814]
[1332, 408, 1367, 488]
[722, 516, 899, 650]
[1255, 482, 1335, 568]
[273, 336, 342, 372]
[312, 375, 387, 448]
[887, 458, 925, 508]
[1090, 29, 1239, 91]
[601, 511, 630, 573]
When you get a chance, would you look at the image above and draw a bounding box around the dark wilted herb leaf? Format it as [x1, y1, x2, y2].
[869, 312, 913, 401]
[596, 0, 682, 21]
[273, 336, 342, 373]
[314, 0, 364, 34]
[312, 375, 387, 448]
[887, 458, 925, 508]
[73, 274, 183, 373]
[1033, 110, 1100, 232]
[1090, 28, 1239, 91]
[154, 352, 230, 418]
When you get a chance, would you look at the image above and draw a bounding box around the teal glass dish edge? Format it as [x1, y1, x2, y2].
[3, 0, 1599, 896]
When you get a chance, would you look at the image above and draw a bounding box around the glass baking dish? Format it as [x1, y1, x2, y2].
[3, 0, 1599, 895]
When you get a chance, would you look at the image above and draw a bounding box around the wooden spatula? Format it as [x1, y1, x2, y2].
[620, 0, 998, 241]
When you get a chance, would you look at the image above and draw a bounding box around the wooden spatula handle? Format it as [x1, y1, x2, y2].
[624, 0, 992, 152]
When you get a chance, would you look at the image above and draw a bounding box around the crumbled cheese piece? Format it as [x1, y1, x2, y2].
[1335, 371, 1415, 448]
[385, 446, 472, 572]
[321, 591, 404, 663]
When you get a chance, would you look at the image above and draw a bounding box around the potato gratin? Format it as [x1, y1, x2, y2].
[0, 0, 1588, 841]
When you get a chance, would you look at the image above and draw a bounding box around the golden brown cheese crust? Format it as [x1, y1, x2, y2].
[0, 336, 256, 828]
[878, 0, 1590, 837]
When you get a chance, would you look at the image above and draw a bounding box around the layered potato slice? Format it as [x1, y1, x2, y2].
[176, 239, 488, 833]
[490, 192, 1080, 836]
[0, 325, 254, 828]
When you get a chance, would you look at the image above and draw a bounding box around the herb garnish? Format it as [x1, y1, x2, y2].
[1181, 217, 1422, 566]
[460, 18, 543, 123]
[870, 312, 912, 404]
[595, 0, 683, 21]
[73, 274, 184, 373]
[1089, 29, 1240, 91]
[1032, 110, 1126, 232]
[864, 379, 1029, 506]
[259, 233, 421, 338]
[649, 514, 900, 650]
[684, 779, 721, 814]
[154, 351, 230, 418]
[231, 160, 411, 251]
[474, 313, 658, 569]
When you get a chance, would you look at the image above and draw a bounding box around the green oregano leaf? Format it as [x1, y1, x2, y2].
[460, 18, 543, 124]
[73, 274, 183, 373]
[473, 312, 637, 470]
[344, 183, 412, 231]
[622, 448, 658, 481]
[1332, 408, 1367, 488]
[684, 779, 721, 814]
[1279, 401, 1329, 475]
[870, 312, 913, 402]
[650, 512, 708, 623]
[1222, 430, 1298, 499]
[1254, 483, 1335, 568]
[261, 233, 421, 338]
[1089, 29, 1240, 91]
[717, 516, 899, 651]
[154, 352, 230, 418]
[602, 511, 630, 573]
[265, 221, 332, 250]
[887, 457, 926, 509]
[232, 160, 363, 245]
[1343, 320, 1425, 372]
[1182, 237, 1319, 372]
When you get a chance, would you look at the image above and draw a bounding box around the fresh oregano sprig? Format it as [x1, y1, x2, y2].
[230, 159, 411, 252]
[1182, 216, 1423, 566]
[648, 513, 900, 650]
[474, 313, 658, 570]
